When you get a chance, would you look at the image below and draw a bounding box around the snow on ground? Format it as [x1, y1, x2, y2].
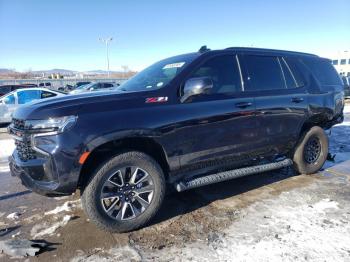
[31, 215, 72, 239]
[140, 185, 350, 262]
[324, 104, 350, 169]
[0, 139, 15, 160]
[44, 200, 81, 216]
[6, 212, 20, 220]
[70, 246, 142, 262]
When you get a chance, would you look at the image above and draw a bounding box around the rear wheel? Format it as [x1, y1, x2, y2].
[293, 126, 328, 174]
[81, 151, 165, 232]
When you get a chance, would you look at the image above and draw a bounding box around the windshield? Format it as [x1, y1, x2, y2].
[118, 53, 198, 92]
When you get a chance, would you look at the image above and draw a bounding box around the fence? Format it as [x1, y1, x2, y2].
[0, 78, 128, 89]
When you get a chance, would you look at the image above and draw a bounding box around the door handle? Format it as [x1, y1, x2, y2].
[235, 102, 253, 108]
[291, 97, 304, 103]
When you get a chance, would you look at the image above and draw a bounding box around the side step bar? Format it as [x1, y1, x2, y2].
[175, 158, 293, 192]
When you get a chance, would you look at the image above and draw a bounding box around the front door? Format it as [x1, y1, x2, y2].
[175, 54, 258, 173]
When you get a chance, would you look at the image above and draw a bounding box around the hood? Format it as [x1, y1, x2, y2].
[12, 89, 154, 120]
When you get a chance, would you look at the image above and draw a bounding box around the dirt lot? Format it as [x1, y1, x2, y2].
[0, 106, 350, 261]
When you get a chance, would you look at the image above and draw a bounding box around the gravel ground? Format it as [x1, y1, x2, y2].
[0, 105, 349, 261]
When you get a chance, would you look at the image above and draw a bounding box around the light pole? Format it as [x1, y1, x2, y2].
[99, 37, 113, 78]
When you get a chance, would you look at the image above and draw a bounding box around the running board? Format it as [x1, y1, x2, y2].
[175, 158, 293, 192]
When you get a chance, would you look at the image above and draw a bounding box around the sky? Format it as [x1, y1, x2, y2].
[0, 0, 349, 72]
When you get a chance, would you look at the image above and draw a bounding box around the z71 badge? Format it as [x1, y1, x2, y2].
[145, 97, 168, 103]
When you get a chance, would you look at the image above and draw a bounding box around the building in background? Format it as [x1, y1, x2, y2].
[331, 51, 350, 77]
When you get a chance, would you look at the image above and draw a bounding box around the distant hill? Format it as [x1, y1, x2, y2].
[84, 70, 123, 75]
[32, 69, 77, 75]
[0, 68, 15, 74]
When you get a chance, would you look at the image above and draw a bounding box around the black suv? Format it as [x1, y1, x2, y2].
[9, 47, 344, 232]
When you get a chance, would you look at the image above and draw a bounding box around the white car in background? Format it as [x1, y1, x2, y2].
[0, 88, 65, 124]
[69, 82, 118, 95]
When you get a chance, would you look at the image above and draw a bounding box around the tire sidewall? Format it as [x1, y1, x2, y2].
[82, 151, 165, 232]
[293, 126, 329, 174]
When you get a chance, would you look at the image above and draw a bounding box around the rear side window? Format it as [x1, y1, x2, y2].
[41, 91, 57, 99]
[102, 83, 114, 88]
[302, 58, 342, 86]
[244, 55, 285, 91]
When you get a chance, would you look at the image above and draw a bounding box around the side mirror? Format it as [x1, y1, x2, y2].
[181, 77, 213, 103]
[89, 87, 95, 91]
[3, 97, 10, 104]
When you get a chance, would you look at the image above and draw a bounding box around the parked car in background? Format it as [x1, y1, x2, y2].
[8, 47, 344, 233]
[39, 82, 52, 88]
[0, 88, 65, 124]
[341, 76, 350, 98]
[0, 84, 37, 96]
[57, 81, 92, 92]
[69, 82, 116, 94]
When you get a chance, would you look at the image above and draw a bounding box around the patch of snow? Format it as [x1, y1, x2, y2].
[335, 121, 350, 126]
[0, 139, 15, 159]
[70, 246, 141, 262]
[11, 231, 20, 238]
[44, 200, 80, 216]
[6, 212, 20, 220]
[343, 105, 350, 114]
[31, 215, 72, 239]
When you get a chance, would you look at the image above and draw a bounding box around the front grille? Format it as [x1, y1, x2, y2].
[15, 139, 36, 161]
[11, 118, 37, 161]
[12, 118, 25, 130]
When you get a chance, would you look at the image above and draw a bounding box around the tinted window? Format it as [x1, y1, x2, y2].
[283, 57, 306, 88]
[4, 94, 15, 104]
[244, 55, 285, 91]
[41, 91, 57, 99]
[0, 86, 11, 94]
[332, 60, 338, 65]
[302, 58, 342, 86]
[340, 59, 346, 65]
[17, 90, 41, 104]
[102, 83, 113, 88]
[188, 55, 242, 94]
[280, 58, 297, 89]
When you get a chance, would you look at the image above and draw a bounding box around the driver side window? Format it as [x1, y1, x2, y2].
[189, 55, 242, 95]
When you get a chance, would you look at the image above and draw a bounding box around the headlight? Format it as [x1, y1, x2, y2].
[25, 116, 77, 133]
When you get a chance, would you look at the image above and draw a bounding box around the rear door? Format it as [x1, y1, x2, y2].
[175, 54, 258, 172]
[240, 54, 308, 157]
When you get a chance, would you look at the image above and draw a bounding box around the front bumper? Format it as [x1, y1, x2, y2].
[8, 131, 83, 197]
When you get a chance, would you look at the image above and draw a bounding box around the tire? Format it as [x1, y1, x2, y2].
[293, 126, 328, 175]
[81, 151, 165, 233]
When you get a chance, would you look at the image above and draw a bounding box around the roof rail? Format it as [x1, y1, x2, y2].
[225, 47, 318, 57]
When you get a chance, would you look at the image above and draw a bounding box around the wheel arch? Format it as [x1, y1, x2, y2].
[77, 136, 170, 191]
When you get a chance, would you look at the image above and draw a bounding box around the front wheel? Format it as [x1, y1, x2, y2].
[81, 151, 165, 233]
[293, 126, 329, 175]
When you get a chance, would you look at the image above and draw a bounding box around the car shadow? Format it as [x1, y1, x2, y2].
[0, 190, 32, 201]
[0, 225, 21, 238]
[149, 167, 297, 227]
